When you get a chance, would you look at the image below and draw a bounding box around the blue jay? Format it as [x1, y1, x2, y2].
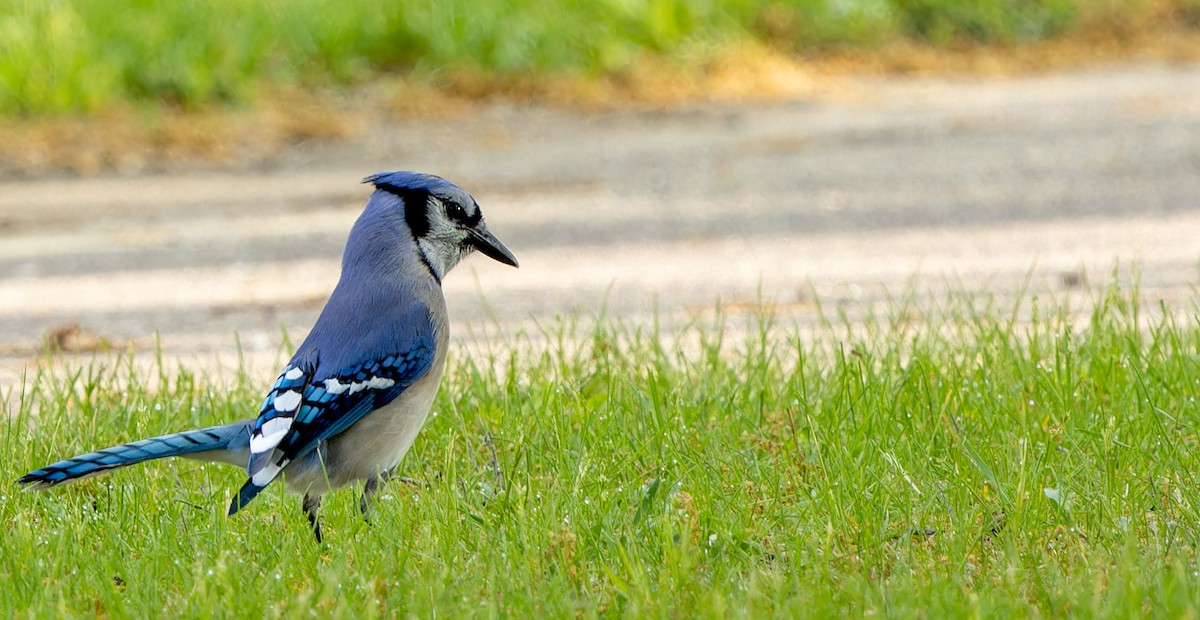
[18, 171, 518, 542]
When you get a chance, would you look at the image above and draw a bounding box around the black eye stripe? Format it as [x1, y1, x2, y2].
[396, 189, 431, 238]
[444, 200, 482, 226]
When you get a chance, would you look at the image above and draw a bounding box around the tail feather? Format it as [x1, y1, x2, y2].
[18, 421, 254, 490]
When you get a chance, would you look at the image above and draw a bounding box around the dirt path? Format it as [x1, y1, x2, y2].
[2, 62, 1199, 389]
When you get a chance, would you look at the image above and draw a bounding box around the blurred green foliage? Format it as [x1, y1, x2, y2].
[890, 0, 1076, 43]
[0, 0, 1171, 115]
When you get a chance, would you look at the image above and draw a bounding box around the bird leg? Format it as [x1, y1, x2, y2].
[359, 468, 395, 523]
[303, 493, 323, 543]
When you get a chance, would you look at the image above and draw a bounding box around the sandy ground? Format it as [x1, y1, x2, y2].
[2, 62, 1199, 390]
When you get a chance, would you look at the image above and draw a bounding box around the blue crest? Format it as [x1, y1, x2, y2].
[363, 170, 463, 195]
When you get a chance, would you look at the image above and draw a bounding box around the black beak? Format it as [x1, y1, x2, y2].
[469, 226, 519, 267]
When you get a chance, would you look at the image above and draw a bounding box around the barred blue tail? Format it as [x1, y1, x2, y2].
[18, 421, 254, 490]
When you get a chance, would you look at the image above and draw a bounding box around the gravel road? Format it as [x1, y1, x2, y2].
[2, 62, 1199, 388]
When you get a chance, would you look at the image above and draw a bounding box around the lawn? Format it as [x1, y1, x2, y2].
[3, 282, 1199, 616]
[1, 0, 1196, 116]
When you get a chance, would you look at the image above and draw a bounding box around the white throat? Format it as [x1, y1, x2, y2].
[417, 238, 462, 282]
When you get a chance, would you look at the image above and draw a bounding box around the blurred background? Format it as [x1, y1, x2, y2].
[1, 0, 1199, 385]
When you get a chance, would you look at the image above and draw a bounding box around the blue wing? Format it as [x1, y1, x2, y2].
[279, 344, 434, 460]
[229, 332, 435, 515]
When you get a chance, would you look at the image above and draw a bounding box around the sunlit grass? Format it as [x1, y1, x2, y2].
[1, 0, 1193, 116]
[4, 281, 1200, 616]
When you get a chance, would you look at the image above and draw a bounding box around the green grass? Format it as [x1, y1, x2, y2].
[4, 282, 1200, 617]
[2, 0, 1192, 116]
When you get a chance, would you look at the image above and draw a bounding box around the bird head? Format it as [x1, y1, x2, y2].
[363, 171, 519, 281]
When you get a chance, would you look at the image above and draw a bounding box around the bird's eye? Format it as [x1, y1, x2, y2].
[445, 202, 468, 222]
